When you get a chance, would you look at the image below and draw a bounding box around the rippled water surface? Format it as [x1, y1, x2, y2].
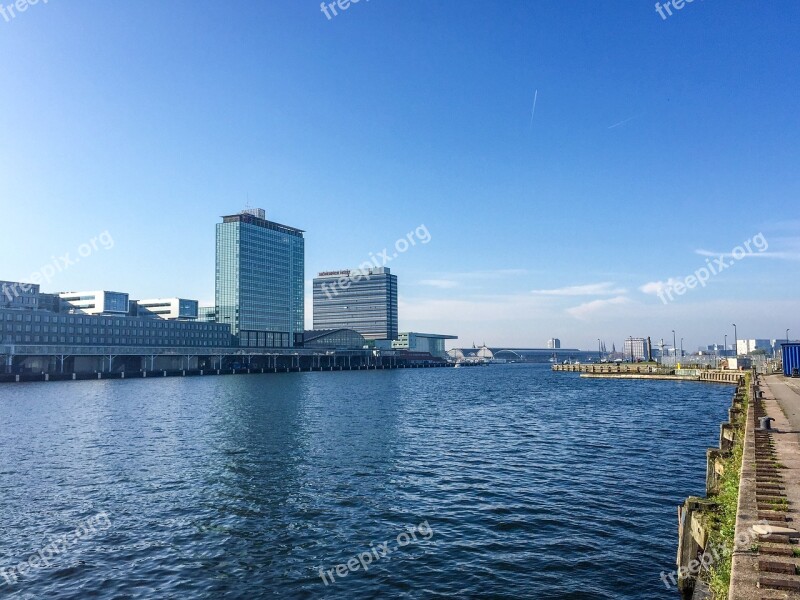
[0, 364, 732, 599]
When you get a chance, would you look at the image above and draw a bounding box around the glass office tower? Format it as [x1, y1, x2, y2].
[216, 208, 304, 348]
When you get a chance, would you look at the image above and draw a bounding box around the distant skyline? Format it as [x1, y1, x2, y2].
[1, 1, 798, 350]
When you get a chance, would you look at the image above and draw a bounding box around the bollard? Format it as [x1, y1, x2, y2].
[759, 416, 775, 430]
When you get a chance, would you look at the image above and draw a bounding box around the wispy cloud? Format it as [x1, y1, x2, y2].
[531, 282, 626, 296]
[566, 296, 632, 320]
[418, 279, 459, 289]
[639, 278, 682, 296]
[695, 248, 800, 261]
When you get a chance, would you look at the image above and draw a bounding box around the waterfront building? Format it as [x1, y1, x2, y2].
[58, 291, 130, 315]
[312, 267, 398, 341]
[303, 329, 367, 350]
[216, 208, 305, 348]
[547, 338, 561, 349]
[391, 332, 457, 359]
[136, 298, 199, 320]
[0, 281, 40, 310]
[623, 337, 650, 361]
[0, 307, 231, 347]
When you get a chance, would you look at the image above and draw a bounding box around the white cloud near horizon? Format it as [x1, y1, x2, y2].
[565, 296, 633, 320]
[417, 279, 459, 289]
[531, 282, 627, 296]
[639, 278, 682, 296]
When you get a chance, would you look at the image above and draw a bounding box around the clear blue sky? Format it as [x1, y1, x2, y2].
[1, 0, 798, 350]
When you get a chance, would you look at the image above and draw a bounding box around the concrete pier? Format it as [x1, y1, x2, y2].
[728, 375, 800, 599]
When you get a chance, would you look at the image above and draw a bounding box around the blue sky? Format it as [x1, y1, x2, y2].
[1, 0, 798, 350]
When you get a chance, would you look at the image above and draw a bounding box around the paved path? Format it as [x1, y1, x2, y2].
[767, 375, 800, 434]
[730, 375, 800, 598]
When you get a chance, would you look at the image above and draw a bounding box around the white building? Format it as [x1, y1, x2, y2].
[137, 298, 199, 320]
[736, 339, 772, 356]
[623, 337, 650, 361]
[547, 338, 561, 349]
[58, 291, 129, 315]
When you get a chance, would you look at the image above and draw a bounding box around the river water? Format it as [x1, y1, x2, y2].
[0, 364, 731, 599]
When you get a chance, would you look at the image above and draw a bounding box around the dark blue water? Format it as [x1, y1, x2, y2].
[0, 364, 731, 599]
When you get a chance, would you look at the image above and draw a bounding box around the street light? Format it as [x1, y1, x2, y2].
[672, 330, 677, 363]
[598, 338, 601, 362]
[680, 337, 684, 358]
[724, 334, 727, 358]
[732, 323, 737, 357]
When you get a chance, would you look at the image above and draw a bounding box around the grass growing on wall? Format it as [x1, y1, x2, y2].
[705, 372, 750, 599]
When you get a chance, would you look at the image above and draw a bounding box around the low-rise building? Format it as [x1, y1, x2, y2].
[58, 291, 129, 316]
[303, 329, 367, 350]
[0, 308, 231, 347]
[391, 332, 458, 359]
[736, 339, 772, 356]
[136, 298, 199, 320]
[198, 306, 216, 322]
[0, 281, 40, 310]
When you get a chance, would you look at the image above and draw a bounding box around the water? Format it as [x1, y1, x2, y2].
[0, 364, 731, 599]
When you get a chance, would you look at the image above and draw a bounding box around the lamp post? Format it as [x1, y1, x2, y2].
[724, 334, 727, 358]
[732, 323, 737, 357]
[672, 330, 677, 364]
[680, 337, 684, 359]
[598, 338, 601, 362]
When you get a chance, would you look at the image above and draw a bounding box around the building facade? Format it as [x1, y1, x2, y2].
[303, 329, 367, 350]
[136, 298, 199, 320]
[216, 209, 305, 348]
[0, 308, 231, 347]
[1, 281, 40, 310]
[623, 337, 650, 361]
[312, 267, 398, 341]
[391, 332, 457, 359]
[58, 291, 130, 316]
[198, 306, 216, 322]
[547, 338, 561, 349]
[736, 339, 773, 356]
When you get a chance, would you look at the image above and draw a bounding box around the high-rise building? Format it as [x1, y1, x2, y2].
[547, 338, 561, 349]
[216, 209, 305, 348]
[313, 267, 398, 341]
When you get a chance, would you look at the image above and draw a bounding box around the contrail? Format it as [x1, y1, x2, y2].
[529, 90, 538, 128]
[608, 115, 638, 130]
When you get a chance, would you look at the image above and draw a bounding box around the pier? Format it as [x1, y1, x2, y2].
[0, 344, 449, 384]
[552, 363, 744, 384]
